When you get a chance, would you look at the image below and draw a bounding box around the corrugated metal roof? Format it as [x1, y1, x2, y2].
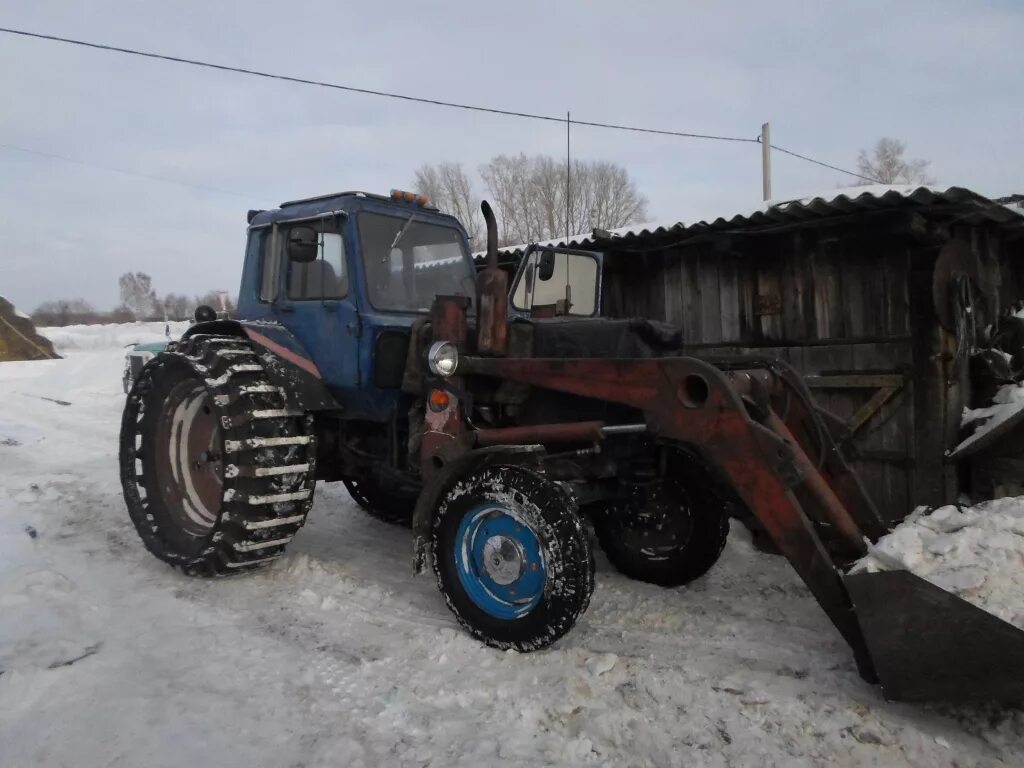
[475, 185, 1024, 260]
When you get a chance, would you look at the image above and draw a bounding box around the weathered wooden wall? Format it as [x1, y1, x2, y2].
[602, 223, 938, 524]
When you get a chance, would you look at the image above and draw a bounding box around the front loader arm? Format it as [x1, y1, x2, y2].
[459, 354, 877, 678]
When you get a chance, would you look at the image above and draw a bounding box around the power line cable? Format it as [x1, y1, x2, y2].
[767, 141, 881, 184]
[0, 26, 753, 144]
[0, 26, 878, 181]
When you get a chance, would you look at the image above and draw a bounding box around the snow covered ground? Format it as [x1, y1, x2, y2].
[1, 322, 1022, 767]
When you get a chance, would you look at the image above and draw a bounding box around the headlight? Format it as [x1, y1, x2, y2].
[427, 341, 459, 377]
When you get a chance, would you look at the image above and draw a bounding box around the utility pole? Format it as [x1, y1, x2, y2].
[761, 122, 772, 201]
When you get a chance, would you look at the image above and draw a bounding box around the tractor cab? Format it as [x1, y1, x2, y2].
[236, 189, 476, 418]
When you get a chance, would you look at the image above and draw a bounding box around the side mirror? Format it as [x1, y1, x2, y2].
[524, 264, 535, 294]
[286, 226, 319, 263]
[537, 250, 556, 281]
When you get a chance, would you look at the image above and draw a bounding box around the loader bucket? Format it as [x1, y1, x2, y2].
[844, 570, 1024, 704]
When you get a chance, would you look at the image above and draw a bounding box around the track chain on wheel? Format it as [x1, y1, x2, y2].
[120, 334, 317, 576]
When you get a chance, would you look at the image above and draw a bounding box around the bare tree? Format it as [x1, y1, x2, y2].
[478, 154, 648, 246]
[413, 163, 484, 244]
[857, 138, 934, 185]
[162, 293, 191, 320]
[119, 272, 159, 320]
[32, 298, 99, 326]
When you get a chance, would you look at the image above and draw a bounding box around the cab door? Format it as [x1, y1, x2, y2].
[272, 220, 361, 392]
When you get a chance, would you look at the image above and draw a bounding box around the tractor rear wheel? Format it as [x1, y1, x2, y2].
[593, 460, 729, 588]
[343, 476, 417, 527]
[432, 466, 594, 651]
[120, 335, 316, 575]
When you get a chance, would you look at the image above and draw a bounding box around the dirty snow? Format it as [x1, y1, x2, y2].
[852, 500, 1024, 630]
[0, 323, 1022, 767]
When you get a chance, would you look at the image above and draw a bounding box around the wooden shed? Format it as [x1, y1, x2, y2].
[509, 186, 1024, 526]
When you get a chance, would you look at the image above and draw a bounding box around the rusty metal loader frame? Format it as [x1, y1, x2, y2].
[412, 202, 1024, 704]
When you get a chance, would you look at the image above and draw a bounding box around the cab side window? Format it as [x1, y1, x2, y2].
[286, 230, 348, 300]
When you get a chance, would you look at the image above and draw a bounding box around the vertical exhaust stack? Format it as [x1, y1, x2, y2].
[476, 201, 508, 356]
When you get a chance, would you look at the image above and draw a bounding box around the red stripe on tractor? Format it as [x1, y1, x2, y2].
[244, 329, 322, 379]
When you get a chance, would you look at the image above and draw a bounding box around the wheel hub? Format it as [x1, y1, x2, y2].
[153, 380, 223, 536]
[481, 535, 525, 585]
[453, 505, 547, 620]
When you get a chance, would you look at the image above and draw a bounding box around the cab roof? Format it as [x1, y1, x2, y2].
[248, 190, 443, 229]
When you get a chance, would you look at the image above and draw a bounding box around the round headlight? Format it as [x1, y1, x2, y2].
[427, 341, 459, 377]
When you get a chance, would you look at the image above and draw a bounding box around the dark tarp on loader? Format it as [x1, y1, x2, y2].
[0, 296, 60, 362]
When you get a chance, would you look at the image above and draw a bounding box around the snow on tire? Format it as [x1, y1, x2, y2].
[119, 335, 316, 576]
[432, 465, 594, 652]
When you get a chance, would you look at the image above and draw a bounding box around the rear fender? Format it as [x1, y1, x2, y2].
[184, 320, 339, 411]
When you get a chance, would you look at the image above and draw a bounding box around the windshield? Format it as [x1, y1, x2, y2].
[358, 211, 475, 312]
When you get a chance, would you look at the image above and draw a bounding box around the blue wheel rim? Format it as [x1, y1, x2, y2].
[453, 503, 547, 620]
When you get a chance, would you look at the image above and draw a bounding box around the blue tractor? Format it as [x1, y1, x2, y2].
[120, 189, 1024, 702]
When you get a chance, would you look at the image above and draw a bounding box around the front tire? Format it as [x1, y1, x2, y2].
[432, 466, 594, 651]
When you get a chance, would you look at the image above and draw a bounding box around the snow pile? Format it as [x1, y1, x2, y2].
[851, 498, 1024, 629]
[37, 321, 188, 353]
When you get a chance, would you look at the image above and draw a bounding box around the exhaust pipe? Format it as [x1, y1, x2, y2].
[476, 201, 508, 355]
[482, 200, 499, 271]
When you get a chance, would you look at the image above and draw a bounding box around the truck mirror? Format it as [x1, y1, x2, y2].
[538, 250, 556, 281]
[524, 264, 535, 294]
[286, 226, 319, 263]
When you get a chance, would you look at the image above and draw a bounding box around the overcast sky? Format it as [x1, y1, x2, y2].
[1, 1, 1022, 311]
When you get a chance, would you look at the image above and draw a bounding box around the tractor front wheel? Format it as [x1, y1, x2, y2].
[593, 462, 729, 588]
[432, 466, 594, 651]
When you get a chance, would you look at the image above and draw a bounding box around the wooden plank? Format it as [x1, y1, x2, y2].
[852, 342, 912, 372]
[839, 243, 866, 337]
[662, 255, 684, 328]
[756, 251, 784, 341]
[802, 344, 855, 376]
[643, 253, 666, 321]
[849, 386, 901, 433]
[814, 239, 844, 340]
[861, 245, 888, 337]
[680, 255, 702, 342]
[738, 256, 757, 343]
[719, 255, 741, 342]
[782, 233, 810, 341]
[699, 250, 723, 343]
[885, 245, 911, 336]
